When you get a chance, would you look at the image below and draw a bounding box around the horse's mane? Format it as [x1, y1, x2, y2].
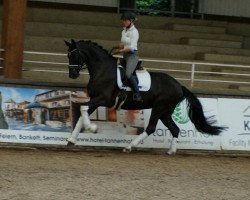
[78, 40, 115, 60]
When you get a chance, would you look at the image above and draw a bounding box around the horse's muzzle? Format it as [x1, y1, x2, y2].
[69, 73, 79, 79]
[69, 67, 80, 79]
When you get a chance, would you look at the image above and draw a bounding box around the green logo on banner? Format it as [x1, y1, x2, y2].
[172, 102, 190, 124]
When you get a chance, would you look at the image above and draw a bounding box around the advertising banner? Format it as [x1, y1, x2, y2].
[218, 98, 250, 151]
[0, 85, 249, 152]
[0, 86, 144, 147]
[142, 98, 221, 150]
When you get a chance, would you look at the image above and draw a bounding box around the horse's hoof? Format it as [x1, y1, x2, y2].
[67, 141, 75, 147]
[167, 150, 176, 155]
[123, 147, 131, 153]
[86, 123, 98, 133]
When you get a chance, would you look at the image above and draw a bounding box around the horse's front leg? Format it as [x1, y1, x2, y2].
[67, 115, 84, 146]
[67, 106, 98, 146]
[80, 105, 98, 133]
[67, 97, 105, 146]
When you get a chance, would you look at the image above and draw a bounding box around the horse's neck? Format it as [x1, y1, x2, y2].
[88, 59, 117, 81]
[87, 60, 117, 98]
[80, 43, 117, 81]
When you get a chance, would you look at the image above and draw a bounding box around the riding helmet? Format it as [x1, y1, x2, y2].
[120, 11, 136, 21]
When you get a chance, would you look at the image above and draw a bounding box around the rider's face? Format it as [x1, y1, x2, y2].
[123, 20, 131, 28]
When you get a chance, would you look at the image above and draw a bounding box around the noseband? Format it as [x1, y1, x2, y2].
[68, 48, 87, 72]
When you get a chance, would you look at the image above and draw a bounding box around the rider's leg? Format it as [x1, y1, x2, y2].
[128, 75, 143, 102]
[124, 52, 142, 102]
[124, 52, 138, 78]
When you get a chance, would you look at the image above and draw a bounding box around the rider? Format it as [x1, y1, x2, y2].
[113, 11, 143, 102]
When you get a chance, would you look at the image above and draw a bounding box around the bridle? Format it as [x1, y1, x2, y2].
[68, 48, 88, 71]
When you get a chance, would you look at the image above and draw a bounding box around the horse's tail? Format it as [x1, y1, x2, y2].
[182, 86, 225, 135]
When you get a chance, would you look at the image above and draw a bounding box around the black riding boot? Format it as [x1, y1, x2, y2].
[129, 76, 143, 102]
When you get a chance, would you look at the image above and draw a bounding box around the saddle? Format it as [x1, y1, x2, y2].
[117, 59, 151, 92]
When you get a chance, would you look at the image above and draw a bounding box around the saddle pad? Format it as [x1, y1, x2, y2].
[117, 66, 151, 91]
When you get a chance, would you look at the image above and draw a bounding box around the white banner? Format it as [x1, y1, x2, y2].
[0, 97, 222, 150]
[0, 84, 249, 152]
[218, 98, 250, 151]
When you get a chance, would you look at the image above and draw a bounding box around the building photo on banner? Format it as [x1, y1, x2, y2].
[0, 85, 249, 151]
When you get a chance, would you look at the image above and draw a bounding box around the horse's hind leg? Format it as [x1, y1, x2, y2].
[123, 105, 166, 152]
[160, 112, 180, 155]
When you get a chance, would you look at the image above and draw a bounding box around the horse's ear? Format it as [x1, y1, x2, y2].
[64, 40, 71, 47]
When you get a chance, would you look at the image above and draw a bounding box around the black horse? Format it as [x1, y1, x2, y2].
[65, 39, 225, 154]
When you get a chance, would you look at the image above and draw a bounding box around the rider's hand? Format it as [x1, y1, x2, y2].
[113, 44, 124, 49]
[119, 44, 124, 49]
[111, 49, 121, 55]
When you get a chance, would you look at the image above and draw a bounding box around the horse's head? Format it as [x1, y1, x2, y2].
[65, 39, 88, 79]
